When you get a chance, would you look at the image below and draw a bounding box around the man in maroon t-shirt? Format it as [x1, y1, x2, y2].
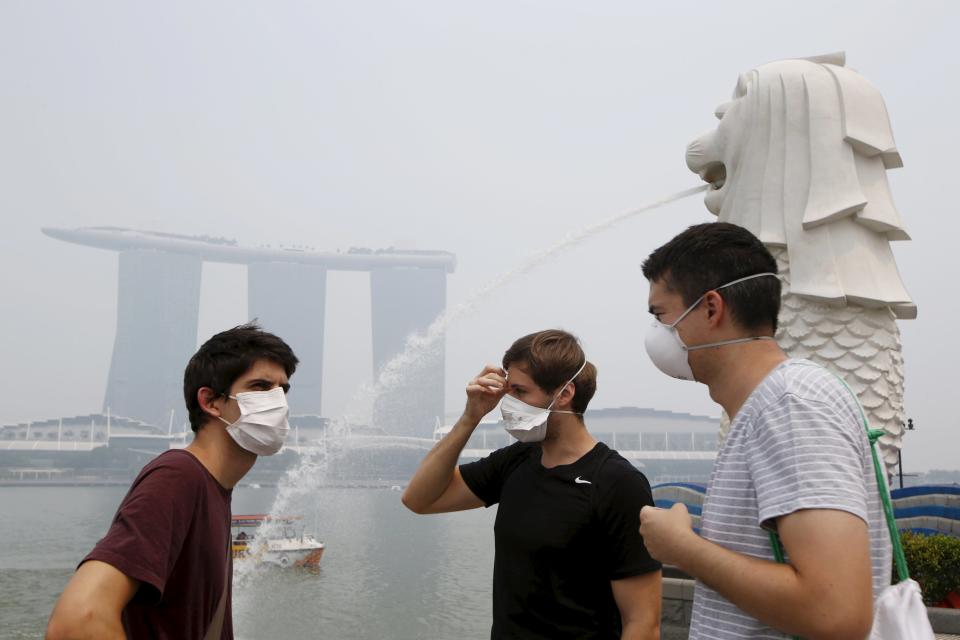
[46, 323, 298, 640]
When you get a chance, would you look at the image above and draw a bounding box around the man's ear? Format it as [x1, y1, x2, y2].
[197, 387, 224, 419]
[703, 291, 726, 327]
[557, 382, 576, 411]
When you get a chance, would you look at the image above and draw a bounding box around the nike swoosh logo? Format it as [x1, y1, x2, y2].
[575, 477, 591, 484]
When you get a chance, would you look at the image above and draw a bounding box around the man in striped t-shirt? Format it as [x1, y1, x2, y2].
[637, 223, 889, 639]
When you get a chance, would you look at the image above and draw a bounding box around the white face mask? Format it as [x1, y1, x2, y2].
[644, 272, 779, 381]
[501, 359, 587, 443]
[218, 387, 290, 456]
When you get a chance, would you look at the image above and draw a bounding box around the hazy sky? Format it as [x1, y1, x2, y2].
[1, 1, 956, 471]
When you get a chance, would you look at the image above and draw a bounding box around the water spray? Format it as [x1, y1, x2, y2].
[235, 184, 707, 586]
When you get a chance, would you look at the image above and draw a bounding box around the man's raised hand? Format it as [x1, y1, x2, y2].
[464, 365, 507, 422]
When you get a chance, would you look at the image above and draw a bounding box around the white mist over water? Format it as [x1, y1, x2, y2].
[234, 184, 707, 588]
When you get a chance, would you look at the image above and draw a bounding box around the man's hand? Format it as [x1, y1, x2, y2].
[639, 503, 697, 568]
[401, 364, 505, 515]
[640, 506, 874, 639]
[464, 365, 507, 422]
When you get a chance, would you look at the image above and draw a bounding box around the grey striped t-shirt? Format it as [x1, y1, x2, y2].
[688, 359, 891, 640]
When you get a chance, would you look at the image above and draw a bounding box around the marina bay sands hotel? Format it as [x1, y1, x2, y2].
[43, 227, 456, 437]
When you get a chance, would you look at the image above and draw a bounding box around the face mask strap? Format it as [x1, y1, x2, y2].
[715, 271, 780, 291]
[206, 388, 237, 427]
[685, 335, 776, 352]
[668, 272, 780, 329]
[546, 358, 588, 411]
[669, 295, 704, 328]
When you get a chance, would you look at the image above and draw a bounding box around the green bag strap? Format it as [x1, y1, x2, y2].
[767, 370, 911, 639]
[833, 374, 910, 583]
[769, 374, 909, 581]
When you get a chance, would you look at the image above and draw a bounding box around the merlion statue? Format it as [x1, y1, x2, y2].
[685, 52, 915, 470]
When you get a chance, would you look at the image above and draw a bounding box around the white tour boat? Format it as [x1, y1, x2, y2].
[231, 514, 325, 569]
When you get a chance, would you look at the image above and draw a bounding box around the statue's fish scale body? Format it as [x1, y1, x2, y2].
[773, 247, 904, 470]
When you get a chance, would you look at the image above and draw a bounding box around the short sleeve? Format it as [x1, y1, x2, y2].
[81, 461, 201, 603]
[459, 442, 532, 507]
[747, 392, 869, 529]
[596, 461, 662, 580]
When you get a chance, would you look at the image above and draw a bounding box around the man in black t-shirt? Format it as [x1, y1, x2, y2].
[403, 329, 661, 639]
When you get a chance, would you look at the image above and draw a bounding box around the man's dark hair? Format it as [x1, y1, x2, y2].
[183, 323, 298, 432]
[641, 222, 781, 332]
[502, 329, 597, 414]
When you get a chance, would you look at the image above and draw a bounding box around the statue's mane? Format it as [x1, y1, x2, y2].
[713, 53, 915, 317]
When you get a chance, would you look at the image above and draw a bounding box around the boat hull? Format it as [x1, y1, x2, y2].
[233, 542, 325, 569]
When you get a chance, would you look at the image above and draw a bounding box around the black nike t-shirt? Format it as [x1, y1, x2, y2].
[459, 441, 661, 639]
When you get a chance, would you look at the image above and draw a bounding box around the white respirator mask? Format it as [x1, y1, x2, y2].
[219, 387, 290, 456]
[644, 272, 780, 381]
[501, 359, 587, 443]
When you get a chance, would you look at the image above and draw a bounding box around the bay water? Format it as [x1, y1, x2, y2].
[0, 485, 497, 639]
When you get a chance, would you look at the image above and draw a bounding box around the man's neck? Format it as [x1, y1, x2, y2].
[540, 415, 597, 468]
[702, 342, 789, 419]
[186, 425, 257, 489]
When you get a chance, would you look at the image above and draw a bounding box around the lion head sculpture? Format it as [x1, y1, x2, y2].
[686, 52, 916, 319]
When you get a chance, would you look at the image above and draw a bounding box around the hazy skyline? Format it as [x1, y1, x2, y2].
[1, 2, 956, 470]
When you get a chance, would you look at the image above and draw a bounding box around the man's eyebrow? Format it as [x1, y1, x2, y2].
[648, 304, 661, 314]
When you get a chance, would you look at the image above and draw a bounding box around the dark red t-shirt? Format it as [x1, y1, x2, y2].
[82, 449, 233, 639]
